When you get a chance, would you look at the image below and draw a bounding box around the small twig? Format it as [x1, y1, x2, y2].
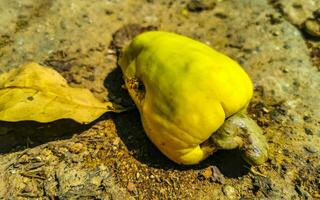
[20, 172, 46, 180]
[5, 149, 29, 170]
[18, 193, 40, 198]
[25, 162, 45, 171]
[245, 166, 267, 178]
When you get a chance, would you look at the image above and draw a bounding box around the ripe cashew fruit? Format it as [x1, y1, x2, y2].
[119, 31, 268, 165]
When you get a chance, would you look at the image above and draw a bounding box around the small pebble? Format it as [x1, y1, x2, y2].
[201, 167, 213, 179]
[127, 182, 136, 192]
[304, 19, 320, 37]
[304, 145, 317, 153]
[272, 31, 280, 36]
[68, 143, 83, 153]
[222, 185, 237, 199]
[187, 0, 216, 12]
[91, 176, 102, 186]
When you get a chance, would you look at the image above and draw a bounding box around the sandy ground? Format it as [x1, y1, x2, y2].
[0, 0, 319, 199]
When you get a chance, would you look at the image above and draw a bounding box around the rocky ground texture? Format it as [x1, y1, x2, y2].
[0, 0, 319, 199]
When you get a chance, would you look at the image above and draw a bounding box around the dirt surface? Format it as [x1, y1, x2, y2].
[0, 0, 319, 199]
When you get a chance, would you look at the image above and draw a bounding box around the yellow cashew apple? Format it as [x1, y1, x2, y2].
[119, 31, 268, 165]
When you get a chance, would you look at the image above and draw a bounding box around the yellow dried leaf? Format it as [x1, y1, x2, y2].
[0, 62, 114, 124]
